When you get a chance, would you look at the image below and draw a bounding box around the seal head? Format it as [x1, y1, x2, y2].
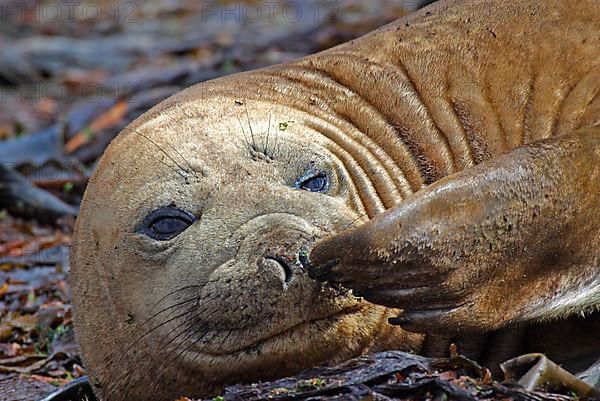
[70, 74, 421, 401]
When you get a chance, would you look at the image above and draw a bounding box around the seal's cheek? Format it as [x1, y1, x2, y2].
[124, 233, 180, 263]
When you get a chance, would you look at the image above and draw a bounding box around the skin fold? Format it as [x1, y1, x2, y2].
[307, 0, 600, 379]
[70, 0, 600, 400]
[309, 129, 600, 332]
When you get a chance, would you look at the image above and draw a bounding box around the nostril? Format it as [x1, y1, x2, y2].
[264, 256, 294, 284]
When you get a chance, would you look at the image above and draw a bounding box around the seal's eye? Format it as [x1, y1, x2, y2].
[296, 171, 329, 193]
[138, 207, 197, 241]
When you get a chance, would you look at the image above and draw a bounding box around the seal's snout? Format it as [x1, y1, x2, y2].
[233, 212, 323, 289]
[258, 236, 317, 288]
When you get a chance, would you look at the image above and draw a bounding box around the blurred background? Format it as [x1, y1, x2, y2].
[0, 1, 432, 399]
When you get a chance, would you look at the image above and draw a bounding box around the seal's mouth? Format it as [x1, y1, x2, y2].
[186, 303, 365, 358]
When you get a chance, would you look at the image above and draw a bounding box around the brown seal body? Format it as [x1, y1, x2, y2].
[71, 0, 600, 400]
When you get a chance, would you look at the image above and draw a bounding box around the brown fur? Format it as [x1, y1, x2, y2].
[71, 1, 600, 400]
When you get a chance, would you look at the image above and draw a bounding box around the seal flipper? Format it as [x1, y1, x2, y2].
[308, 127, 600, 334]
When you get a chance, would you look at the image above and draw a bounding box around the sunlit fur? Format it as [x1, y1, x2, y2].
[71, 0, 600, 400]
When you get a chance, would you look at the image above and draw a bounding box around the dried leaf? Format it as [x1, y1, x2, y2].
[65, 101, 128, 153]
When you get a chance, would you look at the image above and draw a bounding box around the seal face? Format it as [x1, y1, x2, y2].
[70, 93, 421, 401]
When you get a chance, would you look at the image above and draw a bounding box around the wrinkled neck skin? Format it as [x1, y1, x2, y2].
[169, 0, 600, 199]
[71, 0, 600, 400]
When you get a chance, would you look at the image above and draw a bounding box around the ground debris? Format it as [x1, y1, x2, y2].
[193, 351, 579, 401]
[0, 214, 82, 397]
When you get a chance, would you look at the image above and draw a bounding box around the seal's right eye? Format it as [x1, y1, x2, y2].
[137, 207, 197, 241]
[295, 169, 329, 193]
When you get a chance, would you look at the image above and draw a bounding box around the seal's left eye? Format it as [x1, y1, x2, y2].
[138, 207, 197, 241]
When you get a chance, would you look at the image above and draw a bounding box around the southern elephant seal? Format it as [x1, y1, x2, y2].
[71, 0, 600, 400]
